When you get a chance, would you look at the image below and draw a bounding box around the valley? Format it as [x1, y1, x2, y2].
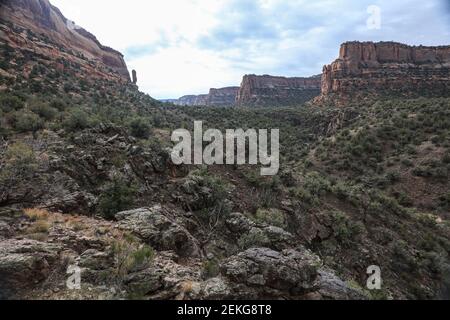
[0, 0, 449, 301]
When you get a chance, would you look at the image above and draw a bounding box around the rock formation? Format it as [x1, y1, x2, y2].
[171, 87, 239, 107]
[207, 87, 239, 106]
[132, 70, 137, 84]
[236, 74, 321, 107]
[174, 94, 209, 106]
[171, 75, 321, 107]
[317, 41, 450, 105]
[0, 0, 130, 82]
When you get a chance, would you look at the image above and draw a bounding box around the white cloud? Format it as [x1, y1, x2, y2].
[127, 44, 242, 98]
[50, 0, 450, 99]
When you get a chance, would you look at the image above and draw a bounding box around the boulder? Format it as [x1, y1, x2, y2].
[226, 213, 294, 250]
[116, 206, 202, 258]
[0, 239, 62, 299]
[314, 269, 369, 300]
[0, 221, 12, 239]
[200, 277, 232, 300]
[220, 247, 321, 298]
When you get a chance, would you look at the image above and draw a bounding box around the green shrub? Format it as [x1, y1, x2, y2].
[0, 94, 24, 112]
[50, 99, 67, 111]
[128, 117, 151, 139]
[202, 260, 220, 279]
[238, 229, 270, 249]
[63, 109, 91, 131]
[442, 151, 450, 164]
[254, 208, 286, 228]
[184, 169, 231, 209]
[98, 177, 137, 219]
[331, 211, 365, 246]
[0, 142, 37, 194]
[12, 110, 44, 133]
[244, 170, 281, 191]
[30, 102, 57, 120]
[111, 234, 154, 289]
[385, 171, 401, 184]
[439, 193, 450, 211]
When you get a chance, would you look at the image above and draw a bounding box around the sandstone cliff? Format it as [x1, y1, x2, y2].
[0, 0, 130, 82]
[174, 94, 209, 106]
[318, 41, 450, 104]
[236, 74, 321, 107]
[172, 87, 239, 106]
[207, 87, 239, 106]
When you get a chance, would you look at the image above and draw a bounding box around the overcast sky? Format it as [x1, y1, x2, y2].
[51, 0, 450, 99]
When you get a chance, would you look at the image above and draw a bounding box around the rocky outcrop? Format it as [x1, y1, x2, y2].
[317, 41, 450, 105]
[170, 75, 322, 107]
[225, 212, 294, 251]
[313, 269, 367, 300]
[115, 206, 202, 258]
[217, 247, 367, 300]
[132, 70, 137, 85]
[207, 87, 239, 106]
[174, 94, 209, 106]
[0, 239, 62, 298]
[236, 74, 321, 107]
[220, 247, 320, 298]
[172, 87, 239, 107]
[0, 0, 130, 82]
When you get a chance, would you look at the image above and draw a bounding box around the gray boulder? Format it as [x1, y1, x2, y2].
[220, 247, 321, 298]
[226, 213, 294, 250]
[314, 269, 369, 300]
[116, 206, 201, 258]
[0, 239, 62, 299]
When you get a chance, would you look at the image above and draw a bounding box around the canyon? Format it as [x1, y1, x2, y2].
[1, 0, 450, 302]
[171, 42, 450, 107]
[170, 75, 322, 107]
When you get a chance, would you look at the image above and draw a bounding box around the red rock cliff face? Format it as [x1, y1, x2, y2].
[175, 94, 209, 106]
[173, 87, 239, 106]
[0, 0, 130, 82]
[207, 87, 239, 106]
[236, 74, 321, 107]
[319, 41, 450, 104]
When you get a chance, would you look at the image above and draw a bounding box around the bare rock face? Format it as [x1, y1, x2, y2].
[173, 87, 239, 107]
[220, 247, 320, 299]
[207, 87, 239, 106]
[217, 247, 368, 300]
[0, 239, 62, 299]
[318, 41, 450, 105]
[132, 70, 137, 84]
[174, 94, 209, 106]
[236, 74, 321, 107]
[0, 0, 130, 82]
[115, 206, 202, 258]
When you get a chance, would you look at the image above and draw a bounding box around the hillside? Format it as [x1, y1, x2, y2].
[0, 1, 449, 301]
[0, 0, 130, 82]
